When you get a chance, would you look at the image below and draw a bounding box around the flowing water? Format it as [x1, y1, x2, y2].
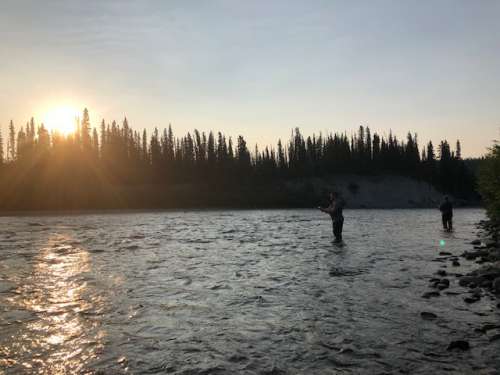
[0, 209, 499, 374]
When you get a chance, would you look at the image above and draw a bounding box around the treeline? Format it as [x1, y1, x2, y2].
[0, 108, 475, 209]
[478, 142, 500, 222]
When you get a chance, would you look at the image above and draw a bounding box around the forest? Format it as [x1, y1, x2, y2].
[0, 108, 476, 210]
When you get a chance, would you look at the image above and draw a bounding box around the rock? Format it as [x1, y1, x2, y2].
[421, 312, 437, 320]
[436, 270, 447, 276]
[485, 240, 498, 248]
[470, 287, 482, 297]
[464, 296, 480, 304]
[481, 280, 493, 288]
[458, 276, 481, 287]
[463, 250, 490, 260]
[452, 260, 460, 267]
[437, 283, 449, 290]
[429, 278, 441, 283]
[422, 291, 440, 299]
[447, 340, 470, 351]
[487, 330, 500, 342]
[488, 252, 500, 262]
[439, 251, 452, 256]
[338, 345, 355, 354]
[491, 277, 500, 293]
[479, 324, 500, 332]
[429, 281, 440, 289]
[464, 252, 478, 260]
[471, 240, 481, 245]
[473, 266, 500, 281]
[440, 278, 450, 286]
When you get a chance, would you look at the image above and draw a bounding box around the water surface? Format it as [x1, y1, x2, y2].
[1, 209, 499, 374]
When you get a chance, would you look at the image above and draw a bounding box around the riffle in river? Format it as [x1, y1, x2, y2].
[1, 208, 499, 374]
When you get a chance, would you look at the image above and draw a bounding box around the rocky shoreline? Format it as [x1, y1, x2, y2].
[422, 219, 500, 353]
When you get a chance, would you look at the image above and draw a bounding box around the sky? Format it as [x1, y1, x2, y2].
[0, 0, 499, 157]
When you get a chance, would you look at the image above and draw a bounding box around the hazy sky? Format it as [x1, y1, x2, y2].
[1, 0, 499, 157]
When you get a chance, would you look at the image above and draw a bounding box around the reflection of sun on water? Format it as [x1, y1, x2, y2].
[5, 233, 105, 374]
[43, 106, 79, 136]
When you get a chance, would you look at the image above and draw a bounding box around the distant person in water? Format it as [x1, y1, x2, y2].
[439, 196, 453, 231]
[319, 191, 345, 243]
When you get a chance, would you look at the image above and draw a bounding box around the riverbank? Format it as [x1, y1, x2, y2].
[0, 174, 480, 212]
[421, 219, 500, 356]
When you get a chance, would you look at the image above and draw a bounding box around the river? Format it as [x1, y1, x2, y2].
[1, 208, 499, 374]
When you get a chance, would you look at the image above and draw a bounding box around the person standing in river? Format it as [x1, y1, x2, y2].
[319, 191, 345, 243]
[439, 195, 453, 231]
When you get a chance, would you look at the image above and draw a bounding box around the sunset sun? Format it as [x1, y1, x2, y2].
[43, 106, 79, 135]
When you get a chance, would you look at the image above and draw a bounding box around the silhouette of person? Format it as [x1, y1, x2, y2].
[319, 191, 345, 243]
[439, 195, 453, 231]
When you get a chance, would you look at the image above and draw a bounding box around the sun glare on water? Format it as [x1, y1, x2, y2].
[43, 106, 79, 135]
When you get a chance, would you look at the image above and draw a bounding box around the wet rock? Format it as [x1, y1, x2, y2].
[436, 270, 447, 277]
[487, 251, 500, 262]
[485, 240, 498, 248]
[470, 287, 482, 296]
[492, 277, 500, 293]
[429, 278, 441, 283]
[439, 251, 452, 256]
[447, 340, 470, 351]
[487, 330, 500, 342]
[471, 239, 481, 245]
[422, 291, 440, 299]
[464, 252, 477, 260]
[464, 296, 480, 304]
[480, 279, 492, 288]
[420, 312, 437, 320]
[479, 324, 500, 333]
[429, 281, 440, 289]
[458, 276, 481, 287]
[471, 265, 500, 281]
[228, 354, 248, 363]
[261, 366, 287, 375]
[463, 250, 490, 260]
[437, 283, 449, 290]
[452, 260, 461, 267]
[338, 345, 355, 354]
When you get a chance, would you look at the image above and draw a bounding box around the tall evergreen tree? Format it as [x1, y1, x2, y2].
[81, 108, 91, 150]
[8, 120, 16, 161]
[0, 128, 3, 164]
[456, 140, 462, 160]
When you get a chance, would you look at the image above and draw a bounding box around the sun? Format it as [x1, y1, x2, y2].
[43, 106, 79, 136]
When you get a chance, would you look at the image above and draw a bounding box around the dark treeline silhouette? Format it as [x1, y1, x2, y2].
[478, 141, 500, 222]
[0, 108, 476, 210]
